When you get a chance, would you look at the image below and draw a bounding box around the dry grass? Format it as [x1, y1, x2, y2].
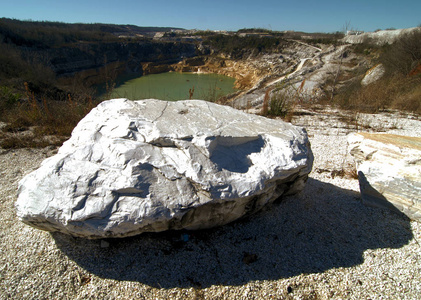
[0, 84, 98, 149]
[332, 29, 421, 115]
[315, 166, 358, 180]
[334, 74, 421, 114]
[391, 78, 421, 112]
[261, 88, 271, 116]
[236, 74, 254, 89]
[266, 90, 293, 119]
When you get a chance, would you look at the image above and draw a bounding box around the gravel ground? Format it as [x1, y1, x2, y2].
[1, 108, 420, 299]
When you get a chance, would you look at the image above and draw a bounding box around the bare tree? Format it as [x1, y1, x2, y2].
[342, 21, 352, 35]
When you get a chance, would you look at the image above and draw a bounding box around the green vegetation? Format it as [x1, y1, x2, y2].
[261, 81, 307, 121]
[199, 29, 344, 58]
[237, 28, 273, 34]
[202, 33, 287, 58]
[303, 32, 344, 45]
[267, 91, 292, 119]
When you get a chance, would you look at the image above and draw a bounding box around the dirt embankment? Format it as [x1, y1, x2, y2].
[171, 56, 267, 89]
[168, 41, 325, 91]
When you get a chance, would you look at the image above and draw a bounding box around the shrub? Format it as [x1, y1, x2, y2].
[260, 80, 310, 120]
[380, 29, 421, 75]
[0, 86, 21, 109]
[268, 90, 292, 118]
[203, 34, 286, 59]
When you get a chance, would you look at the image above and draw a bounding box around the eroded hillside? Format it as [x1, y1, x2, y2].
[1, 20, 420, 148]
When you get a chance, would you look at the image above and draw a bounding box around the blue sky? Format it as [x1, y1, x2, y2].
[1, 0, 420, 33]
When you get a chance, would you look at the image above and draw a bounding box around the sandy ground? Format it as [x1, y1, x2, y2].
[1, 107, 420, 299]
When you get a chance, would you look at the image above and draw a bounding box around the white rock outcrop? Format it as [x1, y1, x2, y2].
[342, 27, 421, 45]
[349, 132, 421, 221]
[361, 64, 385, 86]
[16, 99, 313, 238]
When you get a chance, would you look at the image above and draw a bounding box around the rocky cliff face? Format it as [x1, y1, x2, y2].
[28, 35, 373, 105]
[21, 36, 369, 103]
[171, 40, 318, 91]
[31, 41, 198, 84]
[42, 38, 326, 93]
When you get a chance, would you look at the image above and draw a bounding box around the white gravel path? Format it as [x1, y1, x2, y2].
[1, 108, 420, 299]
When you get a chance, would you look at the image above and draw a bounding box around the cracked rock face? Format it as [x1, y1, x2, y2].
[16, 99, 313, 238]
[349, 132, 421, 221]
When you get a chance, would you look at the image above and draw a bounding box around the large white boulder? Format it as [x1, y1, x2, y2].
[16, 99, 313, 238]
[349, 132, 421, 221]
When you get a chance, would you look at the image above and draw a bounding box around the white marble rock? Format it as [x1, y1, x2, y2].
[361, 64, 385, 86]
[16, 99, 313, 238]
[349, 132, 421, 221]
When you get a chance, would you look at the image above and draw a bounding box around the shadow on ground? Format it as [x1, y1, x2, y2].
[53, 178, 413, 288]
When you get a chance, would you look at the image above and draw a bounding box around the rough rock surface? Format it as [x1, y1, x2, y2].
[16, 99, 313, 238]
[349, 132, 421, 221]
[361, 64, 385, 86]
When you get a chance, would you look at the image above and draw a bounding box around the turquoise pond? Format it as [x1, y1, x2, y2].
[107, 72, 238, 101]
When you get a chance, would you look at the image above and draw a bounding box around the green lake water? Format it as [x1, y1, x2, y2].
[108, 72, 238, 101]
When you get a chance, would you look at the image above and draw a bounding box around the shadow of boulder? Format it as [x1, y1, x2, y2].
[209, 136, 265, 173]
[52, 178, 413, 288]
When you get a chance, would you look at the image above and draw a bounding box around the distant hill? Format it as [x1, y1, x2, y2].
[0, 18, 185, 47]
